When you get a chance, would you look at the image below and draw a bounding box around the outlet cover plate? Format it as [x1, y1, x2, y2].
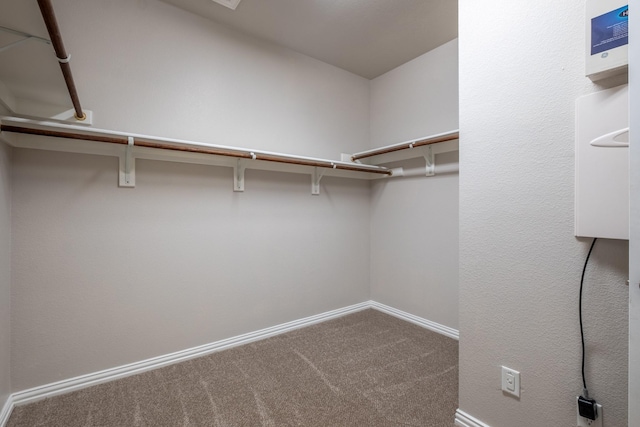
[577, 398, 603, 427]
[501, 366, 520, 398]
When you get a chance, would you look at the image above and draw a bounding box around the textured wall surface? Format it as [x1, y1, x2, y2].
[11, 150, 371, 390]
[459, 1, 629, 426]
[10, 0, 374, 391]
[629, 1, 640, 424]
[0, 142, 11, 409]
[52, 0, 370, 159]
[369, 41, 459, 330]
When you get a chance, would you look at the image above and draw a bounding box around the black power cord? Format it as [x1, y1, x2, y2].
[578, 238, 598, 420]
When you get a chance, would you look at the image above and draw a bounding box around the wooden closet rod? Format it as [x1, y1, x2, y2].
[37, 0, 85, 121]
[351, 131, 459, 161]
[0, 124, 392, 175]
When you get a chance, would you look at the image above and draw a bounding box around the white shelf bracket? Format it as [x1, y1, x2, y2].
[118, 136, 136, 187]
[234, 159, 246, 192]
[422, 146, 435, 176]
[311, 167, 325, 195]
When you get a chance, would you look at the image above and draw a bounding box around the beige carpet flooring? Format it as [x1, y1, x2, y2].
[7, 309, 459, 426]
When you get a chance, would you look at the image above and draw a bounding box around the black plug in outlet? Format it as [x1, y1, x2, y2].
[578, 395, 598, 420]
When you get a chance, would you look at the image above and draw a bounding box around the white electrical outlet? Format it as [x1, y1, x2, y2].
[501, 366, 520, 398]
[577, 398, 603, 427]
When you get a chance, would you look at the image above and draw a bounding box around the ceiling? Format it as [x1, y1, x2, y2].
[161, 0, 458, 79]
[0, 0, 457, 115]
[0, 0, 67, 111]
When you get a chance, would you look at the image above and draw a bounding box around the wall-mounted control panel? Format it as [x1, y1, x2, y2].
[586, 1, 628, 81]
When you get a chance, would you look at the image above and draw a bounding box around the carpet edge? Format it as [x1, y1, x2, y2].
[5, 300, 460, 423]
[8, 302, 371, 411]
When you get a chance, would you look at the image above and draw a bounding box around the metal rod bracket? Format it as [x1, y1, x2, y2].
[118, 136, 135, 187]
[311, 167, 324, 195]
[234, 159, 246, 192]
[37, 0, 85, 121]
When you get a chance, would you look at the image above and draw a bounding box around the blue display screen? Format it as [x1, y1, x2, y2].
[591, 5, 629, 55]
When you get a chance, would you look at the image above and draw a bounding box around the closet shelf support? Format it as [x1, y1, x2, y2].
[118, 136, 136, 187]
[234, 159, 246, 192]
[423, 146, 435, 176]
[311, 167, 325, 195]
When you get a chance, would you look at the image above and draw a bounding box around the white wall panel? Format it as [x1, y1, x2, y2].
[459, 1, 629, 425]
[11, 150, 371, 390]
[10, 0, 372, 390]
[369, 40, 459, 330]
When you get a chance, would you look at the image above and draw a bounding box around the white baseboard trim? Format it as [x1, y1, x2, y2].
[369, 301, 459, 340]
[3, 300, 458, 426]
[9, 301, 371, 410]
[455, 409, 492, 427]
[0, 396, 13, 427]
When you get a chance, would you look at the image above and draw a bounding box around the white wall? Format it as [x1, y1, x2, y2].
[0, 142, 11, 410]
[10, 0, 372, 390]
[628, 0, 639, 424]
[369, 40, 459, 148]
[12, 150, 371, 390]
[459, 1, 629, 426]
[369, 40, 459, 330]
[59, 0, 370, 159]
